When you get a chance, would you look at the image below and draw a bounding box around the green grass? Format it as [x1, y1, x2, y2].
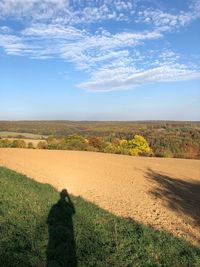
[0, 167, 200, 267]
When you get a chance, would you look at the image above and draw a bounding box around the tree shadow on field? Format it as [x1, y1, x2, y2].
[46, 189, 77, 267]
[146, 169, 200, 227]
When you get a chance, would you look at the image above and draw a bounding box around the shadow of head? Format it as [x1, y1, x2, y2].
[146, 169, 200, 227]
[60, 189, 69, 201]
[46, 189, 77, 267]
[60, 189, 68, 199]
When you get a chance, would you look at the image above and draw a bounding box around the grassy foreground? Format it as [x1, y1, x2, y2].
[0, 167, 200, 267]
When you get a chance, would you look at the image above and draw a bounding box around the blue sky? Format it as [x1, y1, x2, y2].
[0, 0, 200, 120]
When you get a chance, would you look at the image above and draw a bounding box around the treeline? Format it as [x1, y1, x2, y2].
[37, 134, 153, 156]
[0, 139, 34, 149]
[39, 134, 200, 159]
[147, 134, 199, 159]
[0, 121, 200, 159]
[1, 132, 199, 159]
[0, 135, 153, 157]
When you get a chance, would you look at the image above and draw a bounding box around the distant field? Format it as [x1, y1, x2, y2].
[1, 167, 200, 267]
[0, 148, 199, 247]
[0, 131, 47, 139]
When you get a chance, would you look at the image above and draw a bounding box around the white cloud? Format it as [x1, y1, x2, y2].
[79, 64, 200, 92]
[0, 0, 199, 28]
[189, 0, 200, 18]
[0, 23, 162, 67]
[0, 25, 12, 33]
[22, 24, 85, 39]
[137, 9, 192, 30]
[0, 0, 135, 24]
[0, 0, 67, 19]
[1, 0, 199, 30]
[0, 33, 24, 54]
[136, 0, 200, 31]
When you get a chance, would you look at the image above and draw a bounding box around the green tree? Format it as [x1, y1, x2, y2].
[11, 139, 26, 148]
[61, 135, 88, 151]
[37, 141, 47, 149]
[0, 139, 11, 148]
[27, 142, 34, 149]
[88, 136, 105, 151]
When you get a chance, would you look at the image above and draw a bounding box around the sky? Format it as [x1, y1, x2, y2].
[0, 0, 200, 121]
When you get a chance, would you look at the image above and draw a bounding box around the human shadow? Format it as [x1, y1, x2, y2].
[146, 169, 200, 227]
[46, 189, 77, 267]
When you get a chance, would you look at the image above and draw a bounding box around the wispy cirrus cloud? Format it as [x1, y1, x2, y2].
[0, 23, 162, 64]
[79, 63, 200, 92]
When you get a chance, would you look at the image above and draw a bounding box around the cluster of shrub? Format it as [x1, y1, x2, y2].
[37, 134, 153, 156]
[0, 135, 153, 157]
[0, 139, 34, 149]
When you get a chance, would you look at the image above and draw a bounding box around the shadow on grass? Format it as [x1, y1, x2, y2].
[46, 189, 77, 267]
[146, 169, 200, 227]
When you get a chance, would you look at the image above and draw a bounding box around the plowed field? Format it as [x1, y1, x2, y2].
[0, 148, 199, 246]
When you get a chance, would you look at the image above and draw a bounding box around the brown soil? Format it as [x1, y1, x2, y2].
[0, 148, 200, 246]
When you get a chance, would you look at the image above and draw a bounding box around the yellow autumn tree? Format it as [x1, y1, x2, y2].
[124, 135, 152, 156]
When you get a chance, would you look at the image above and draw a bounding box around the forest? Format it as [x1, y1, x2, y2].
[0, 121, 200, 159]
